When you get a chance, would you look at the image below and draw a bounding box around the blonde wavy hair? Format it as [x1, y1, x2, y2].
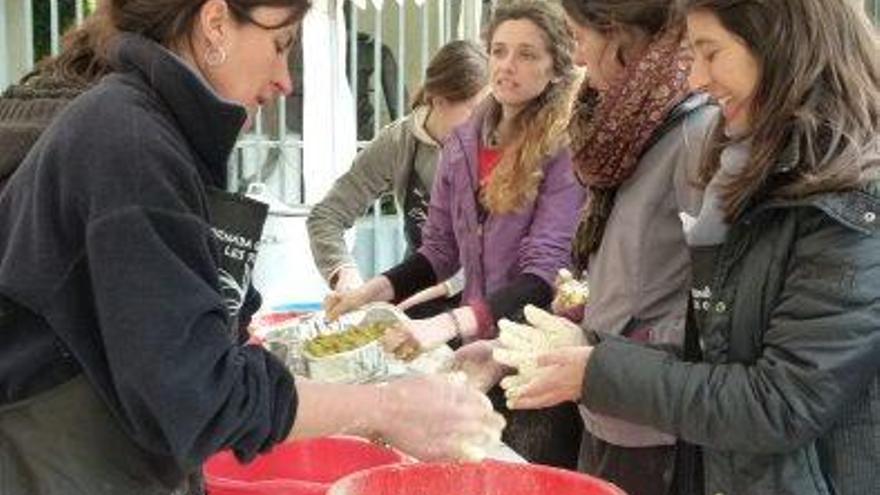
[481, 0, 577, 214]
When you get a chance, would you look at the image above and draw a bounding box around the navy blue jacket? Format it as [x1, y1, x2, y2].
[0, 34, 296, 473]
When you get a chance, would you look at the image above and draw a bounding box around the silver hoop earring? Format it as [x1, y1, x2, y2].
[205, 45, 227, 66]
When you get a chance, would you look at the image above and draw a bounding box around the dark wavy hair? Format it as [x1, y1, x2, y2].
[100, 0, 310, 54]
[562, 0, 674, 37]
[678, 0, 880, 219]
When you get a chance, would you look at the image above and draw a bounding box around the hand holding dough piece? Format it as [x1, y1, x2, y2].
[494, 305, 586, 407]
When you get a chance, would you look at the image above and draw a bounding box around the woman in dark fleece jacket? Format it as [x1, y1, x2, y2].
[0, 1, 503, 494]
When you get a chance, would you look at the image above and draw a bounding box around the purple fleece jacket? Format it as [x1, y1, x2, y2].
[417, 113, 585, 303]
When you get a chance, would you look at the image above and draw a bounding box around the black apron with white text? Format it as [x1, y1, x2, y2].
[205, 187, 268, 330]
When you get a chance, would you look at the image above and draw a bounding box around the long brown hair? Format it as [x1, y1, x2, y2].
[101, 0, 310, 53]
[679, 0, 880, 220]
[481, 0, 577, 214]
[410, 40, 488, 111]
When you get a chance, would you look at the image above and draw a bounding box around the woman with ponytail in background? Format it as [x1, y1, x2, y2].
[307, 40, 488, 304]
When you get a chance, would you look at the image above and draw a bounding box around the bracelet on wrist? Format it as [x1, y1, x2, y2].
[446, 310, 463, 337]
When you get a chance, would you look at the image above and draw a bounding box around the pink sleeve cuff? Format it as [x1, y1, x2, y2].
[466, 298, 497, 340]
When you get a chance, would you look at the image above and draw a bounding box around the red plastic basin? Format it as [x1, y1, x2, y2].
[204, 436, 406, 495]
[252, 310, 304, 327]
[327, 461, 628, 495]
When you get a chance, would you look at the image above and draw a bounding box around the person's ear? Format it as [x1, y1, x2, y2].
[608, 23, 649, 69]
[432, 95, 450, 110]
[199, 0, 232, 49]
[602, 25, 628, 69]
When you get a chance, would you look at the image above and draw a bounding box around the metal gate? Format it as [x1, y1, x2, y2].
[9, 0, 877, 207]
[2, 0, 483, 205]
[226, 0, 473, 208]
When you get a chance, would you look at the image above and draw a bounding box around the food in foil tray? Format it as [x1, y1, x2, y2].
[258, 303, 454, 383]
[303, 303, 409, 384]
[254, 310, 358, 375]
[303, 322, 391, 357]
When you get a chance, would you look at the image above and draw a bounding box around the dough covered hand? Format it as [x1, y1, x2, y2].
[493, 305, 587, 409]
[375, 373, 506, 461]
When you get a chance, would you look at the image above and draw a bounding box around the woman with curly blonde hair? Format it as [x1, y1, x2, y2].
[325, 0, 585, 465]
[327, 0, 580, 361]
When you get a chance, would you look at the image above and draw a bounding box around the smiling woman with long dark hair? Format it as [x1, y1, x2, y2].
[498, 1, 880, 493]
[0, 1, 503, 493]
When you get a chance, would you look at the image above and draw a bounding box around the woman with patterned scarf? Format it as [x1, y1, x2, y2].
[489, 1, 720, 494]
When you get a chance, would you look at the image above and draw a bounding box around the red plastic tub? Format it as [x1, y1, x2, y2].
[251, 310, 305, 328]
[327, 461, 628, 495]
[204, 437, 407, 495]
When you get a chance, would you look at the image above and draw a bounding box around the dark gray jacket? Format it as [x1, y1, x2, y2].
[584, 178, 880, 494]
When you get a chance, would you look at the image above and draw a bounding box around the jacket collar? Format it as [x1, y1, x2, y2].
[108, 33, 247, 188]
[455, 102, 493, 151]
[409, 105, 440, 147]
[737, 137, 880, 234]
[449, 107, 487, 191]
[810, 185, 880, 234]
[750, 182, 880, 235]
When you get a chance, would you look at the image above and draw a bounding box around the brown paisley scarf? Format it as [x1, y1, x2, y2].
[570, 28, 693, 271]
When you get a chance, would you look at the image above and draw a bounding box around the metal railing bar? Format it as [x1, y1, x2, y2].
[396, 2, 406, 119]
[350, 3, 359, 132]
[420, 1, 429, 76]
[24, 0, 35, 70]
[50, 0, 60, 55]
[372, 4, 382, 137]
[75, 0, 84, 26]
[438, 0, 446, 50]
